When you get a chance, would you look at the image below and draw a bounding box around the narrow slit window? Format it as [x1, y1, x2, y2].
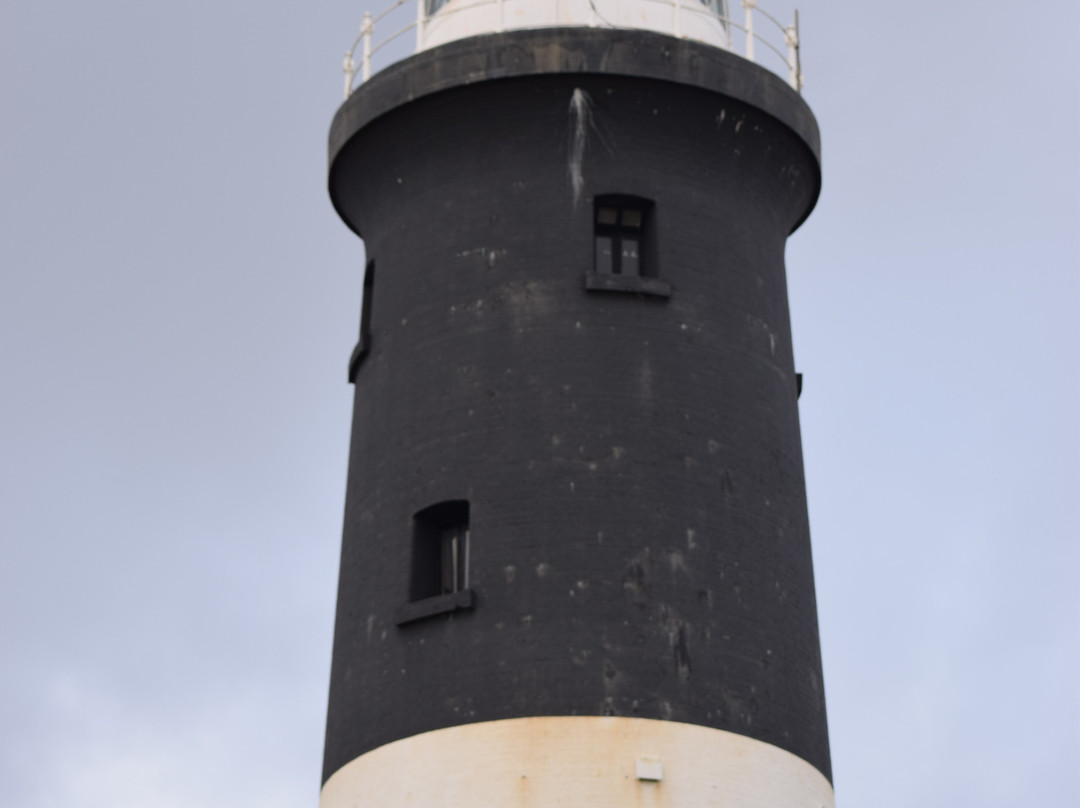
[396, 500, 474, 625]
[439, 523, 465, 594]
[360, 261, 374, 349]
[348, 261, 375, 383]
[409, 500, 470, 602]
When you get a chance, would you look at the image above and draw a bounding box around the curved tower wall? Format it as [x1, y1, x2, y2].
[323, 28, 828, 808]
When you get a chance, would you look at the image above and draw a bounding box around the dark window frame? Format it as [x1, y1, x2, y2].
[395, 500, 474, 626]
[586, 195, 671, 298]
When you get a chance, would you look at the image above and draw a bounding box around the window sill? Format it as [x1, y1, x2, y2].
[347, 339, 369, 384]
[394, 589, 474, 626]
[585, 274, 671, 298]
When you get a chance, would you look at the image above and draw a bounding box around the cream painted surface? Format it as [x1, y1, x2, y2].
[422, 0, 732, 52]
[320, 716, 834, 808]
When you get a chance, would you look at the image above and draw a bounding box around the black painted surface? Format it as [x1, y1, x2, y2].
[394, 589, 474, 626]
[324, 28, 830, 785]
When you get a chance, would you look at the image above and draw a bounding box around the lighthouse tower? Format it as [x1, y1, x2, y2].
[322, 2, 829, 806]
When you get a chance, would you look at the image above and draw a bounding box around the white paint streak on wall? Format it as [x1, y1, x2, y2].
[568, 88, 592, 207]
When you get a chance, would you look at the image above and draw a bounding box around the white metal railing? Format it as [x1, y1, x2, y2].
[343, 0, 802, 98]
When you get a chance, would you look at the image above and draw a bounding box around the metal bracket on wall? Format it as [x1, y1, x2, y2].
[636, 756, 663, 781]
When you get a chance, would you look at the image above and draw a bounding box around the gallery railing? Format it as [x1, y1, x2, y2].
[342, 0, 803, 97]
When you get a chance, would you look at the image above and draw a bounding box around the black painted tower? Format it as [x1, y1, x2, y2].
[323, 18, 829, 808]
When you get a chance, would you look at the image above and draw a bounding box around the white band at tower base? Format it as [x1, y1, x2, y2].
[320, 715, 834, 808]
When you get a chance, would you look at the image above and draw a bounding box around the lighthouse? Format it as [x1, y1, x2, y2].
[322, 1, 830, 805]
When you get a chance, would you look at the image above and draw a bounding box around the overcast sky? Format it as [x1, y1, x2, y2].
[1, 1, 1077, 806]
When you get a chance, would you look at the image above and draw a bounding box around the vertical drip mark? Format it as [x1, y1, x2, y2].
[568, 88, 592, 207]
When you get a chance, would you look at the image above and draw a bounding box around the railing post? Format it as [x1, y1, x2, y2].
[415, 0, 426, 53]
[361, 11, 373, 82]
[785, 22, 798, 90]
[742, 0, 755, 62]
[794, 8, 803, 91]
[344, 52, 355, 99]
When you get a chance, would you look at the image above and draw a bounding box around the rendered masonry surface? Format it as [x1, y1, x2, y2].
[323, 25, 829, 806]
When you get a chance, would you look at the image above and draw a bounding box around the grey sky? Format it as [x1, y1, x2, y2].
[1, 1, 1077, 806]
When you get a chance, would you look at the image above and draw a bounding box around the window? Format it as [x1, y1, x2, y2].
[586, 196, 670, 298]
[395, 500, 474, 625]
[700, 0, 730, 21]
[594, 201, 646, 277]
[348, 261, 374, 383]
[411, 501, 468, 600]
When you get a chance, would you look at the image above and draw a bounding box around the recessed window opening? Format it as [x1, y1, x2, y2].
[348, 261, 375, 383]
[410, 500, 470, 602]
[360, 261, 374, 348]
[594, 197, 653, 278]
